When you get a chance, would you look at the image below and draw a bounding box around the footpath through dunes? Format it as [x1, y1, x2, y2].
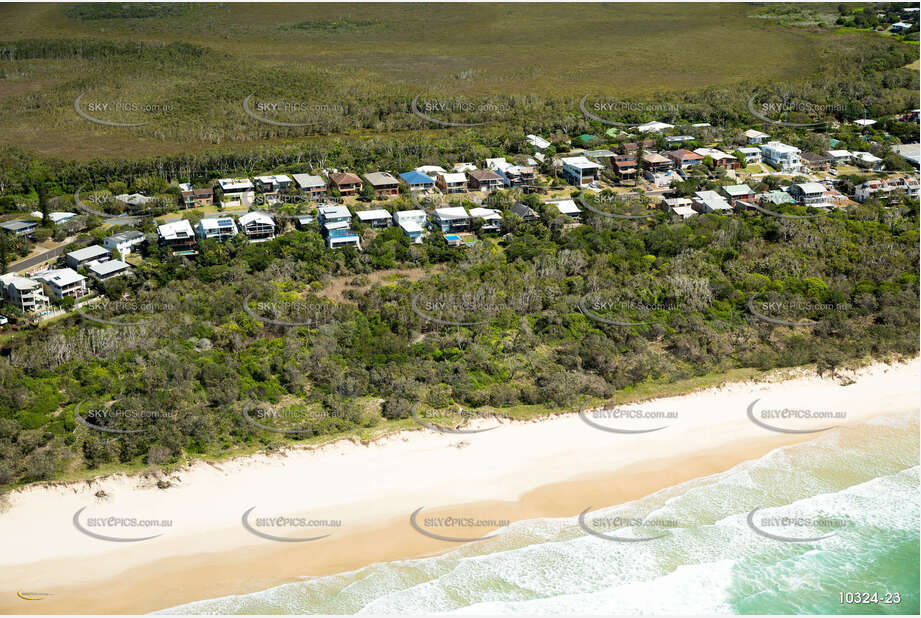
[0, 358, 917, 613]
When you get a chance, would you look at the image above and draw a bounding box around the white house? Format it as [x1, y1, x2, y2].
[30, 211, 76, 224]
[157, 219, 197, 252]
[415, 165, 447, 176]
[546, 199, 582, 219]
[238, 211, 276, 242]
[636, 121, 674, 133]
[103, 230, 145, 256]
[526, 134, 551, 150]
[432, 207, 471, 233]
[789, 182, 828, 205]
[216, 178, 255, 206]
[393, 209, 427, 243]
[826, 149, 852, 165]
[195, 215, 238, 241]
[693, 191, 733, 214]
[0, 273, 50, 313]
[88, 259, 131, 281]
[662, 197, 696, 218]
[254, 174, 292, 194]
[851, 151, 884, 171]
[561, 156, 603, 186]
[743, 129, 769, 145]
[760, 141, 801, 172]
[66, 245, 111, 269]
[468, 207, 502, 232]
[33, 268, 87, 300]
[355, 209, 393, 229]
[737, 147, 762, 164]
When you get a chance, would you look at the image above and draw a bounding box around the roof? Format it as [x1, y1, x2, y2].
[511, 202, 538, 218]
[319, 205, 352, 219]
[439, 172, 467, 184]
[324, 220, 352, 231]
[239, 211, 275, 227]
[0, 273, 40, 290]
[181, 188, 212, 197]
[663, 197, 693, 207]
[434, 206, 470, 220]
[665, 135, 694, 142]
[642, 152, 670, 164]
[355, 209, 392, 221]
[399, 220, 423, 233]
[34, 268, 85, 287]
[693, 148, 733, 160]
[364, 171, 399, 186]
[743, 129, 769, 139]
[415, 165, 447, 175]
[526, 134, 551, 149]
[292, 174, 326, 189]
[561, 156, 603, 170]
[0, 219, 38, 232]
[738, 147, 761, 154]
[399, 171, 435, 185]
[795, 182, 827, 194]
[761, 190, 795, 205]
[468, 169, 503, 181]
[826, 149, 852, 158]
[694, 191, 732, 210]
[217, 178, 253, 191]
[393, 209, 427, 221]
[254, 174, 292, 184]
[547, 199, 581, 215]
[672, 206, 697, 217]
[636, 121, 674, 132]
[115, 193, 155, 205]
[197, 216, 238, 231]
[157, 219, 195, 240]
[88, 260, 131, 276]
[585, 149, 616, 158]
[67, 244, 110, 262]
[801, 151, 832, 162]
[106, 230, 145, 243]
[892, 143, 921, 165]
[854, 119, 877, 126]
[723, 184, 753, 196]
[469, 207, 502, 220]
[329, 172, 362, 185]
[852, 151, 882, 163]
[762, 141, 800, 154]
[669, 149, 704, 161]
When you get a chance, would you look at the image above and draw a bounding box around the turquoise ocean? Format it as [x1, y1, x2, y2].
[161, 413, 919, 615]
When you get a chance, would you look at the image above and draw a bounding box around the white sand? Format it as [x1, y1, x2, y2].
[1, 359, 917, 610]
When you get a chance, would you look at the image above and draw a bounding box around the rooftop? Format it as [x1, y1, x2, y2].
[67, 244, 110, 261]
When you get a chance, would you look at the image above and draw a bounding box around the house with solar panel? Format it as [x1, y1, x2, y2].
[195, 215, 239, 242]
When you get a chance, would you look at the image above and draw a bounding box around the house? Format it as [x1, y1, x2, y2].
[510, 201, 539, 222]
[254, 174, 292, 194]
[364, 172, 400, 197]
[692, 191, 733, 214]
[584, 150, 617, 167]
[743, 129, 769, 145]
[195, 216, 238, 241]
[467, 169, 504, 192]
[662, 197, 696, 218]
[668, 149, 704, 170]
[636, 121, 674, 133]
[891, 143, 920, 169]
[354, 209, 392, 229]
[0, 219, 38, 237]
[642, 152, 672, 172]
[0, 273, 50, 313]
[469, 207, 502, 232]
[645, 169, 680, 188]
[789, 182, 828, 205]
[436, 172, 468, 194]
[328, 172, 363, 196]
[484, 158, 536, 187]
[891, 21, 913, 32]
[561, 156, 603, 186]
[452, 162, 477, 173]
[800, 152, 832, 171]
[415, 165, 447, 176]
[399, 171, 436, 192]
[393, 209, 427, 243]
[216, 178, 255, 206]
[295, 214, 314, 229]
[694, 148, 740, 169]
[292, 174, 327, 199]
[238, 212, 276, 242]
[318, 205, 360, 249]
[737, 147, 762, 165]
[722, 184, 755, 206]
[760, 190, 796, 206]
[432, 207, 471, 233]
[179, 187, 213, 209]
[66, 245, 111, 269]
[760, 142, 801, 172]
[87, 259, 131, 281]
[103, 230, 146, 257]
[826, 150, 852, 165]
[665, 135, 695, 146]
[526, 134, 551, 150]
[33, 268, 87, 300]
[613, 155, 638, 181]
[623, 140, 656, 154]
[115, 193, 156, 209]
[855, 177, 920, 202]
[851, 151, 884, 171]
[546, 199, 582, 220]
[157, 220, 197, 253]
[30, 211, 76, 224]
[853, 118, 877, 128]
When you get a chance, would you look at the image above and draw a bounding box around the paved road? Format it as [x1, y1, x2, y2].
[9, 243, 72, 273]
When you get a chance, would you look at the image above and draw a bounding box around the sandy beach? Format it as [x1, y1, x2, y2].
[1, 359, 918, 614]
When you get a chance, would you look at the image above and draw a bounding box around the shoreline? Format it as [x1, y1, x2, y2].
[0, 358, 917, 614]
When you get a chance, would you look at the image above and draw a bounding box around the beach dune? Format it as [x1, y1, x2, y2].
[1, 359, 917, 614]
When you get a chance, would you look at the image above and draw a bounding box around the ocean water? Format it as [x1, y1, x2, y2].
[160, 413, 919, 615]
